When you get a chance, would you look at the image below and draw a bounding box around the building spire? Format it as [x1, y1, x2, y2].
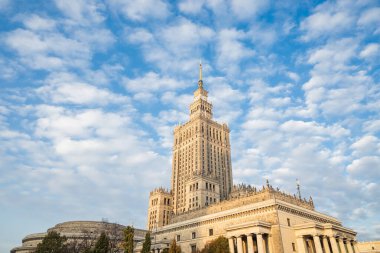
[296, 178, 301, 199]
[198, 61, 203, 89]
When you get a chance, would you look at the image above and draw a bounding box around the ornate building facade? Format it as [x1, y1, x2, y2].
[171, 64, 233, 214]
[143, 66, 368, 253]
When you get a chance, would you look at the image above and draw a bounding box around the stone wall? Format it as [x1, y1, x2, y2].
[171, 187, 314, 224]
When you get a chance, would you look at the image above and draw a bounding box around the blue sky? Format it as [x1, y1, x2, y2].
[1, 0, 380, 251]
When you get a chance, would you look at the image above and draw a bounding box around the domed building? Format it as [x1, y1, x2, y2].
[11, 221, 147, 253]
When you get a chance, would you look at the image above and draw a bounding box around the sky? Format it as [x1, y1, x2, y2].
[0, 0, 379, 251]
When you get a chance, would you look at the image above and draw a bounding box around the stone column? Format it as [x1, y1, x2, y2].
[257, 234, 265, 253]
[346, 241, 353, 253]
[329, 237, 339, 253]
[267, 234, 272, 253]
[229, 237, 235, 253]
[237, 236, 244, 253]
[306, 238, 315, 253]
[338, 238, 347, 253]
[296, 236, 307, 253]
[247, 234, 254, 253]
[322, 236, 331, 253]
[314, 235, 323, 253]
[353, 241, 359, 253]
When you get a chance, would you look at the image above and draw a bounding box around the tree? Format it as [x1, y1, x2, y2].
[200, 236, 229, 253]
[34, 231, 68, 253]
[169, 239, 181, 253]
[93, 232, 110, 253]
[123, 226, 134, 253]
[65, 229, 96, 253]
[141, 232, 151, 253]
[102, 222, 124, 253]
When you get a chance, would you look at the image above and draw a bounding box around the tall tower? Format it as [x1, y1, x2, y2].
[171, 64, 233, 214]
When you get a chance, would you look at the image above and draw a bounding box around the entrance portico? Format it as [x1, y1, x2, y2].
[226, 221, 271, 253]
[294, 223, 357, 253]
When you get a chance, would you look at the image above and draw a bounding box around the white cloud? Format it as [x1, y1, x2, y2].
[347, 156, 380, 180]
[22, 14, 56, 31]
[126, 28, 154, 44]
[307, 38, 358, 73]
[280, 120, 349, 138]
[242, 119, 278, 130]
[72, 28, 115, 51]
[4, 28, 90, 70]
[351, 135, 380, 157]
[160, 19, 215, 56]
[249, 23, 277, 47]
[207, 76, 245, 123]
[124, 20, 214, 75]
[360, 43, 380, 59]
[358, 7, 380, 26]
[300, 1, 355, 41]
[268, 97, 291, 107]
[124, 72, 188, 94]
[55, 0, 105, 25]
[161, 91, 193, 110]
[287, 71, 300, 82]
[216, 28, 255, 74]
[178, 0, 206, 15]
[231, 0, 269, 21]
[38, 82, 126, 105]
[363, 120, 380, 133]
[302, 38, 373, 116]
[107, 0, 170, 22]
[36, 72, 128, 105]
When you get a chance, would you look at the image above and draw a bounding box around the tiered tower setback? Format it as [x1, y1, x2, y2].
[147, 64, 233, 229]
[147, 188, 173, 231]
[171, 64, 233, 214]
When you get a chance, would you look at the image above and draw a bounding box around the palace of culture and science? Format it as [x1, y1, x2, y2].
[143, 65, 370, 253]
[11, 66, 379, 253]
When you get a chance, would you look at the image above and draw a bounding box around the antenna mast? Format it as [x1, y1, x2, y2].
[296, 178, 301, 199]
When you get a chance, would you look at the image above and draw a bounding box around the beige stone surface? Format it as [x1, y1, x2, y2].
[147, 188, 173, 230]
[358, 241, 380, 253]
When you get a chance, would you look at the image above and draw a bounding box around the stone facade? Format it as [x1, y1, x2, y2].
[171, 64, 233, 215]
[357, 242, 380, 253]
[143, 185, 357, 253]
[148, 188, 173, 231]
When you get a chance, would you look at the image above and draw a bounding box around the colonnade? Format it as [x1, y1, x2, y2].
[297, 235, 359, 253]
[228, 233, 270, 253]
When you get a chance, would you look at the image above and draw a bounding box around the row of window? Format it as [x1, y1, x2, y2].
[174, 123, 228, 145]
[176, 229, 214, 242]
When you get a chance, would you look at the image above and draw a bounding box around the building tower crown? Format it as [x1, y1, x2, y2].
[190, 62, 212, 120]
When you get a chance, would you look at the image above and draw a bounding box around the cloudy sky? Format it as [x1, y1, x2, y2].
[1, 0, 380, 251]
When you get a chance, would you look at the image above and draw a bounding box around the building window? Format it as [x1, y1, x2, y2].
[177, 235, 180, 241]
[287, 218, 291, 226]
[209, 229, 213, 236]
[292, 243, 296, 251]
[192, 232, 196, 239]
[191, 245, 197, 253]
